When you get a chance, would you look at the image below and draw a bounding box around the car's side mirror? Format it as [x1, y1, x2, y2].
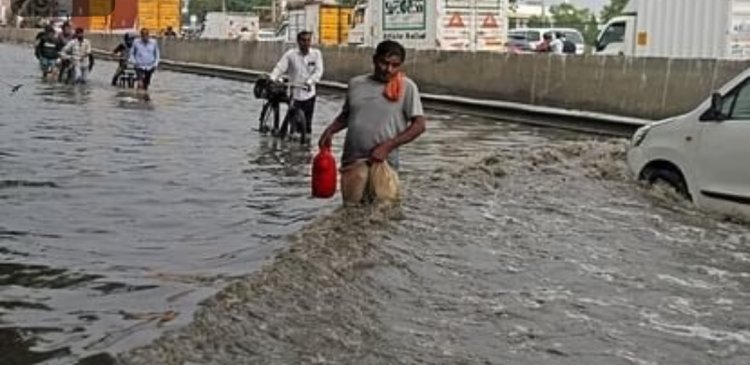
[700, 92, 726, 121]
[711, 92, 723, 112]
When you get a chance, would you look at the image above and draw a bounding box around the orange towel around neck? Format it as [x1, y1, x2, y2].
[383, 72, 405, 102]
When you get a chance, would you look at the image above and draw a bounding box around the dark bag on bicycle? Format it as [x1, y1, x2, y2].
[254, 77, 288, 103]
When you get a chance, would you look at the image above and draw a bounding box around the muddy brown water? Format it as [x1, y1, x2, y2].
[1, 43, 749, 365]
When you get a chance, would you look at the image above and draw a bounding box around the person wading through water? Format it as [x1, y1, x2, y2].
[59, 28, 94, 84]
[111, 33, 135, 86]
[56, 22, 76, 83]
[35, 25, 63, 80]
[130, 28, 160, 92]
[269, 30, 324, 136]
[317, 40, 426, 204]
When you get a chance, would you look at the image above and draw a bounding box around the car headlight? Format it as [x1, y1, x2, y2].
[631, 126, 651, 147]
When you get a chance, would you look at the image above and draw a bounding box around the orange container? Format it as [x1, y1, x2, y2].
[70, 0, 90, 29]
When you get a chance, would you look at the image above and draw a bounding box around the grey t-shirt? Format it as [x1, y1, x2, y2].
[340, 74, 424, 168]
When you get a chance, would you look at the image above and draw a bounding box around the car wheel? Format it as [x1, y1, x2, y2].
[641, 167, 691, 200]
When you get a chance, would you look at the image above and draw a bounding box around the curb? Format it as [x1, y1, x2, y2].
[94, 48, 648, 137]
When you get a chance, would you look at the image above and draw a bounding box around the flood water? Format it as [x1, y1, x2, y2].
[1, 42, 750, 365]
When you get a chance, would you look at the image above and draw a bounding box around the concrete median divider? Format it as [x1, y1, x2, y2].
[5, 27, 750, 134]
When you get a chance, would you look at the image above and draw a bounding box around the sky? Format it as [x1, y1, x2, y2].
[521, 0, 611, 13]
[570, 0, 610, 12]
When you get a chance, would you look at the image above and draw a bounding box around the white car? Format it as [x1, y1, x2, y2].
[627, 67, 750, 218]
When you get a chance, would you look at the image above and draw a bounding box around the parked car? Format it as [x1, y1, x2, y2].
[627, 67, 750, 219]
[507, 28, 585, 54]
[505, 31, 535, 54]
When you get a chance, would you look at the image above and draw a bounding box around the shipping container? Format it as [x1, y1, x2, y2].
[66, 0, 170, 32]
[70, 0, 90, 30]
[348, 0, 509, 52]
[157, 0, 180, 30]
[318, 4, 351, 45]
[596, 0, 750, 59]
[138, 0, 158, 30]
[87, 0, 114, 30]
[111, 0, 138, 30]
[287, 1, 352, 45]
[138, 0, 180, 33]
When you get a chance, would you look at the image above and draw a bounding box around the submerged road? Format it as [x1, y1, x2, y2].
[0, 43, 749, 365]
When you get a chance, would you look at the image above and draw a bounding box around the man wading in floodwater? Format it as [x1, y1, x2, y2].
[318, 40, 426, 204]
[269, 30, 324, 136]
[130, 28, 160, 92]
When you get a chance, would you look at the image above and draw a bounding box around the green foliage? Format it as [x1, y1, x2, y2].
[584, 14, 600, 45]
[547, 3, 601, 45]
[548, 3, 589, 29]
[508, 0, 518, 11]
[527, 15, 550, 28]
[600, 0, 629, 24]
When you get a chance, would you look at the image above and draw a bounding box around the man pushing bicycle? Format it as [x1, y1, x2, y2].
[268, 30, 324, 136]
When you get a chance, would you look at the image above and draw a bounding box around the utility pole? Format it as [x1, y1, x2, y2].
[272, 0, 277, 24]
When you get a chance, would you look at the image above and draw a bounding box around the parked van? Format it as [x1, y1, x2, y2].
[507, 28, 585, 54]
[627, 67, 750, 219]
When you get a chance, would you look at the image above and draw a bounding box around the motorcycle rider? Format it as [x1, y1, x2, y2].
[35, 25, 63, 79]
[59, 28, 94, 84]
[111, 33, 135, 86]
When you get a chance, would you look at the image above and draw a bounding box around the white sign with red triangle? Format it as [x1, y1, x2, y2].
[447, 12, 465, 28]
[481, 14, 499, 28]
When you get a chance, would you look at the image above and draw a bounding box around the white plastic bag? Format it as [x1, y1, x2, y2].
[369, 161, 400, 202]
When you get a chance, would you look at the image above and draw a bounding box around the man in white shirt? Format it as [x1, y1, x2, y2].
[550, 32, 565, 54]
[60, 27, 94, 84]
[269, 31, 324, 134]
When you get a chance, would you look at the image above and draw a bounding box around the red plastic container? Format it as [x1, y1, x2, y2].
[312, 146, 337, 198]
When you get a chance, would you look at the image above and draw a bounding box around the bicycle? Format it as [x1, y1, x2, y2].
[114, 63, 137, 89]
[253, 77, 310, 145]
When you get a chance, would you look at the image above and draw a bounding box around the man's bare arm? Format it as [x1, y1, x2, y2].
[318, 111, 349, 148]
[389, 115, 426, 149]
[371, 115, 426, 161]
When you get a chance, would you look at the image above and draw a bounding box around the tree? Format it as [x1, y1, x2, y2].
[547, 3, 602, 45]
[584, 14, 600, 46]
[600, 0, 628, 24]
[508, 0, 518, 12]
[527, 15, 551, 28]
[549, 3, 589, 29]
